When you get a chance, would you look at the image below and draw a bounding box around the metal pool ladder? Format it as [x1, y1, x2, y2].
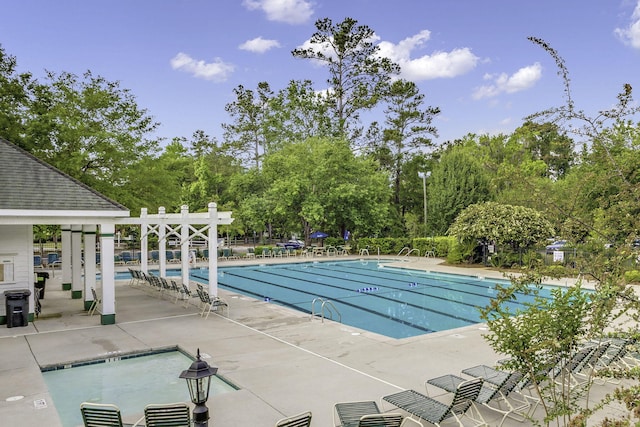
[398, 247, 420, 257]
[310, 298, 342, 323]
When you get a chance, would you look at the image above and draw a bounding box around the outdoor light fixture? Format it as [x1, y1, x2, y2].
[180, 348, 218, 427]
[417, 171, 431, 231]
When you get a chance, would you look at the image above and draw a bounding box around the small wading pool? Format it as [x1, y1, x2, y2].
[42, 348, 236, 427]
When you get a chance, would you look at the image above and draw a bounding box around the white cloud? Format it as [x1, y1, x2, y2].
[614, 0, 640, 49]
[239, 37, 281, 53]
[243, 0, 313, 24]
[377, 30, 480, 80]
[170, 52, 235, 82]
[294, 38, 336, 65]
[472, 62, 542, 99]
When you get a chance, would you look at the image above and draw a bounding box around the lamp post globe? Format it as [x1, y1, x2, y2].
[180, 349, 218, 427]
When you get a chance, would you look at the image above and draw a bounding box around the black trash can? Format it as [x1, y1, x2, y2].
[34, 272, 49, 299]
[4, 290, 31, 328]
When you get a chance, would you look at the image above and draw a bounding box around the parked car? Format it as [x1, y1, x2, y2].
[276, 239, 305, 249]
[545, 240, 568, 254]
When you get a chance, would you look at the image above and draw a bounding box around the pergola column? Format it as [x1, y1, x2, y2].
[208, 202, 218, 296]
[180, 205, 190, 287]
[99, 223, 116, 325]
[71, 225, 83, 299]
[159, 206, 167, 278]
[61, 226, 72, 290]
[140, 208, 149, 274]
[83, 225, 97, 310]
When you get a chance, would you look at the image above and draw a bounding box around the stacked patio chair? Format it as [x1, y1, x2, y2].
[260, 248, 272, 258]
[196, 286, 229, 318]
[132, 402, 190, 427]
[80, 402, 124, 427]
[88, 287, 102, 316]
[449, 365, 540, 426]
[382, 378, 485, 427]
[334, 400, 405, 427]
[180, 283, 195, 308]
[549, 342, 609, 388]
[275, 410, 313, 427]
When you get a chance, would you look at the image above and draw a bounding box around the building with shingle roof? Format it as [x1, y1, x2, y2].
[0, 137, 129, 325]
[0, 138, 232, 327]
[0, 137, 128, 214]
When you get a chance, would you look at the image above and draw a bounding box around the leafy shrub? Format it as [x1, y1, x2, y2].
[412, 236, 455, 257]
[446, 240, 466, 263]
[522, 249, 543, 269]
[356, 237, 410, 255]
[624, 270, 640, 283]
[541, 264, 568, 278]
[324, 237, 344, 248]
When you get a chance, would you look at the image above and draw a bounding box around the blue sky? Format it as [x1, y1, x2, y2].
[2, 0, 639, 147]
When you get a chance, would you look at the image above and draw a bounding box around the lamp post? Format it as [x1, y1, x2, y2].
[417, 171, 431, 232]
[180, 348, 218, 427]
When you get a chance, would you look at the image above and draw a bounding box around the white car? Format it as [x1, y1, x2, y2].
[276, 239, 305, 249]
[545, 240, 567, 254]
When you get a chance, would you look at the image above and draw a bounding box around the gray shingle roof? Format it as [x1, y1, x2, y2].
[0, 138, 128, 212]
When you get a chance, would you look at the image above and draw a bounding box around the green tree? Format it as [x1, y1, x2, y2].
[0, 45, 34, 146]
[183, 145, 241, 211]
[427, 143, 492, 235]
[509, 121, 575, 179]
[448, 201, 553, 264]
[378, 79, 440, 212]
[479, 37, 640, 426]
[222, 82, 274, 169]
[292, 17, 400, 140]
[259, 137, 392, 242]
[268, 79, 336, 145]
[24, 70, 161, 202]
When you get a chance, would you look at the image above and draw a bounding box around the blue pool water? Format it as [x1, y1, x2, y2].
[42, 349, 236, 427]
[181, 260, 566, 339]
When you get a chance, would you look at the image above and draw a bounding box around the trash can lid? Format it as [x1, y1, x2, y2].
[4, 289, 31, 298]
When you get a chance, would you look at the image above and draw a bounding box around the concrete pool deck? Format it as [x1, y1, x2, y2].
[0, 255, 626, 426]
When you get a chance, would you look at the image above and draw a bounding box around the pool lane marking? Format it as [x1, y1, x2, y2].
[214, 269, 473, 327]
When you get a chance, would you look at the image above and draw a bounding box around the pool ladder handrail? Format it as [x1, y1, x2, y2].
[398, 247, 420, 257]
[310, 297, 342, 323]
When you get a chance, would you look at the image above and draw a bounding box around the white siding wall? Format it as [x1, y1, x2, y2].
[0, 225, 33, 316]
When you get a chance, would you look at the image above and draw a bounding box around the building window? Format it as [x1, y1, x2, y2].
[0, 256, 15, 283]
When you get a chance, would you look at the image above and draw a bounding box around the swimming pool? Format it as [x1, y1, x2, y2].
[186, 260, 564, 339]
[42, 349, 236, 427]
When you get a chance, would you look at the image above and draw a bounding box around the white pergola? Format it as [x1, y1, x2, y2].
[8, 203, 232, 325]
[120, 203, 234, 296]
[0, 139, 236, 326]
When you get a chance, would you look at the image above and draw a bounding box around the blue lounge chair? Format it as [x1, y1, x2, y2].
[120, 251, 134, 264]
[47, 252, 61, 268]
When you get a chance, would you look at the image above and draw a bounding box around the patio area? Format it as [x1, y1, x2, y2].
[0, 256, 628, 426]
